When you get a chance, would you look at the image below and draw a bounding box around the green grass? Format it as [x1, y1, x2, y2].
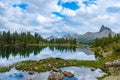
[92, 42, 120, 80]
[0, 63, 17, 72]
[0, 58, 103, 73]
[70, 59, 104, 68]
[0, 67, 11, 72]
[27, 43, 82, 47]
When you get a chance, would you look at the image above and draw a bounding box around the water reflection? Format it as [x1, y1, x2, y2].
[0, 46, 95, 66]
[0, 46, 46, 59]
[0, 67, 105, 80]
[48, 46, 76, 52]
[76, 46, 94, 55]
[61, 67, 105, 80]
[0, 46, 77, 59]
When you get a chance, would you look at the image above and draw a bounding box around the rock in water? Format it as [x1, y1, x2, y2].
[52, 68, 60, 72]
[28, 71, 34, 75]
[48, 72, 65, 80]
[48, 68, 74, 80]
[62, 71, 74, 78]
[91, 68, 96, 71]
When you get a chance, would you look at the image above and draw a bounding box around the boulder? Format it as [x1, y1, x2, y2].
[62, 71, 74, 78]
[63, 63, 66, 66]
[30, 63, 32, 66]
[38, 62, 42, 64]
[48, 72, 65, 80]
[34, 67, 38, 71]
[48, 64, 51, 68]
[53, 68, 60, 72]
[28, 71, 34, 75]
[48, 68, 74, 80]
[105, 62, 120, 67]
[91, 68, 96, 71]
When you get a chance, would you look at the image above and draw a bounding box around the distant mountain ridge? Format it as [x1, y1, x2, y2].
[75, 25, 115, 42]
[46, 35, 58, 41]
[76, 25, 115, 42]
[47, 25, 115, 43]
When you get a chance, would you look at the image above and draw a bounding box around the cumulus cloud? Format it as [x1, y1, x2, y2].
[0, 0, 120, 37]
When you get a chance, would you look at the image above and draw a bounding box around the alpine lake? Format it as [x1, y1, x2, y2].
[0, 46, 106, 80]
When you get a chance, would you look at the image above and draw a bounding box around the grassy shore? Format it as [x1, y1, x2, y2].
[92, 43, 120, 80]
[0, 43, 84, 47]
[27, 43, 83, 47]
[0, 58, 104, 73]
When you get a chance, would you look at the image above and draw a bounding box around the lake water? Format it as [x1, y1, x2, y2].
[0, 46, 104, 80]
[0, 66, 105, 80]
[0, 46, 95, 66]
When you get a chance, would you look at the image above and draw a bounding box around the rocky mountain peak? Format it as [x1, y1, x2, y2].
[46, 35, 57, 41]
[61, 25, 115, 43]
[63, 34, 72, 39]
[99, 25, 112, 32]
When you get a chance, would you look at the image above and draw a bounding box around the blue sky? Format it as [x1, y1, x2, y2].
[13, 3, 28, 10]
[0, 0, 120, 37]
[83, 0, 96, 6]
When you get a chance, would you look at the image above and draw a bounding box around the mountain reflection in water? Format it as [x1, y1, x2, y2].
[0, 46, 96, 66]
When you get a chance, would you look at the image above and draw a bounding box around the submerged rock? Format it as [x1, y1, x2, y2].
[29, 78, 32, 80]
[14, 73, 17, 75]
[19, 74, 23, 77]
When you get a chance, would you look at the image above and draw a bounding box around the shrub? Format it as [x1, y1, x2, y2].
[113, 46, 120, 53]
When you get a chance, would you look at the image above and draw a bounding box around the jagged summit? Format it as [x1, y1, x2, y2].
[99, 25, 112, 33]
[76, 25, 115, 42]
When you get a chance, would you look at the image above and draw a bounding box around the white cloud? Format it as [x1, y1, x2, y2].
[0, 0, 120, 37]
[62, 8, 76, 16]
[37, 15, 48, 23]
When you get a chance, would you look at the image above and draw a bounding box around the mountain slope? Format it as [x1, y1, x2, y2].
[47, 25, 115, 43]
[77, 25, 115, 43]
